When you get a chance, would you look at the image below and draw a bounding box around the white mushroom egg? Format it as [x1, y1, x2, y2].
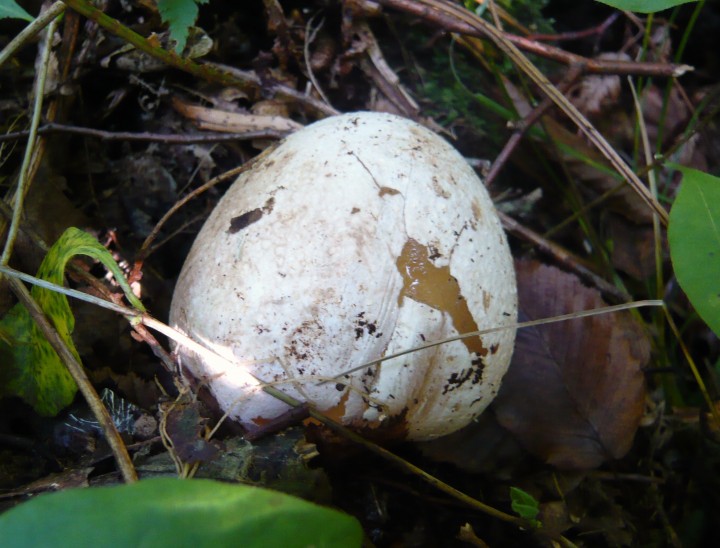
[169, 111, 517, 441]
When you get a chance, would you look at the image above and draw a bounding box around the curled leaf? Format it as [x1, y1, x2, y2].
[0, 228, 143, 415]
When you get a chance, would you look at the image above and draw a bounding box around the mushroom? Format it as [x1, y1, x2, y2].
[170, 112, 517, 441]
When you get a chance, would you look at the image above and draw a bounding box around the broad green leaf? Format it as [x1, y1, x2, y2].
[669, 167, 720, 338]
[0, 0, 33, 22]
[0, 228, 144, 415]
[0, 478, 363, 548]
[510, 487, 541, 527]
[157, 0, 209, 53]
[594, 0, 698, 13]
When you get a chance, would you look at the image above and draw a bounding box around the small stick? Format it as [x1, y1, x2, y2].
[499, 210, 631, 302]
[526, 12, 620, 43]
[0, 123, 289, 144]
[131, 145, 277, 278]
[370, 0, 689, 77]
[485, 63, 585, 188]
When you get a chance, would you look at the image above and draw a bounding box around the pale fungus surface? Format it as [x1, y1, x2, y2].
[169, 111, 517, 441]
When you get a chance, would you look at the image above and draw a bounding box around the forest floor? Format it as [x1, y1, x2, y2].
[1, 1, 720, 546]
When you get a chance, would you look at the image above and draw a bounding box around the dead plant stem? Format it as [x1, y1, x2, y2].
[60, 0, 337, 117]
[133, 144, 278, 276]
[0, 123, 289, 144]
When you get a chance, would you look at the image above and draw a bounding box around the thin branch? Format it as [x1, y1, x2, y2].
[0, 123, 289, 144]
[499, 211, 632, 302]
[485, 63, 585, 187]
[132, 145, 277, 276]
[59, 0, 254, 92]
[304, 13, 332, 106]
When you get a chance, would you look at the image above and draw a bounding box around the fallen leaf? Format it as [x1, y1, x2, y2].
[607, 213, 660, 280]
[569, 53, 626, 117]
[164, 403, 219, 465]
[492, 260, 649, 469]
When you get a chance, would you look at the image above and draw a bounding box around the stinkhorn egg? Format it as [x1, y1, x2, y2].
[169, 112, 517, 441]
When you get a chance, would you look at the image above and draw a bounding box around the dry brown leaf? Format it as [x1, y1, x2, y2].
[492, 260, 649, 469]
[164, 404, 220, 465]
[606, 213, 660, 280]
[569, 53, 626, 117]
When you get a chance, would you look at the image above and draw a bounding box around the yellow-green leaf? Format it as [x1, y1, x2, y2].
[0, 228, 143, 415]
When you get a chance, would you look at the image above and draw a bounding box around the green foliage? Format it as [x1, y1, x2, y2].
[0, 478, 363, 547]
[418, 43, 502, 134]
[417, 0, 554, 135]
[464, 0, 553, 31]
[0, 0, 32, 21]
[510, 487, 541, 528]
[594, 0, 698, 13]
[0, 228, 144, 416]
[668, 167, 720, 338]
[157, 0, 209, 53]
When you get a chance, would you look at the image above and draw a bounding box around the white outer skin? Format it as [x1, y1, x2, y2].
[170, 112, 517, 441]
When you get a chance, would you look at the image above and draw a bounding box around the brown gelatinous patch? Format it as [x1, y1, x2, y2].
[320, 389, 351, 423]
[227, 197, 275, 234]
[396, 238, 487, 358]
[471, 200, 483, 222]
[378, 186, 401, 197]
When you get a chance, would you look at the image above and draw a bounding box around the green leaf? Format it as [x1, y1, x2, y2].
[0, 0, 33, 21]
[0, 228, 144, 415]
[510, 487, 541, 526]
[157, 0, 209, 54]
[669, 167, 720, 338]
[594, 0, 698, 13]
[0, 478, 363, 548]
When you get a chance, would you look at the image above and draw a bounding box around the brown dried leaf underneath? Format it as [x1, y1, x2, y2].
[493, 260, 649, 469]
[164, 404, 219, 465]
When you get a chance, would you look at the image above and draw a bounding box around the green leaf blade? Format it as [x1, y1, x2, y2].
[157, 0, 207, 54]
[509, 486, 540, 521]
[0, 0, 33, 22]
[594, 0, 698, 13]
[0, 228, 144, 415]
[0, 478, 363, 548]
[669, 167, 720, 338]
